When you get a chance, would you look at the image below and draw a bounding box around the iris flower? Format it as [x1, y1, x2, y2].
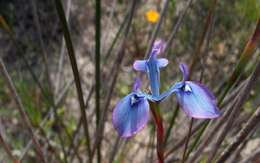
[112, 40, 220, 138]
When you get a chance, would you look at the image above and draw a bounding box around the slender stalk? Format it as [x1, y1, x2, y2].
[164, 105, 179, 144]
[150, 102, 164, 163]
[181, 118, 193, 163]
[54, 0, 91, 160]
[95, 0, 101, 162]
[164, 121, 204, 158]
[55, 0, 72, 96]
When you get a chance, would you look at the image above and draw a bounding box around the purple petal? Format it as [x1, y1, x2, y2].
[157, 58, 169, 68]
[132, 77, 141, 91]
[150, 40, 166, 56]
[133, 60, 146, 72]
[176, 81, 220, 119]
[193, 81, 216, 101]
[179, 63, 189, 81]
[112, 93, 149, 137]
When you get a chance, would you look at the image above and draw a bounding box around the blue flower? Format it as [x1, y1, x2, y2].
[112, 40, 220, 138]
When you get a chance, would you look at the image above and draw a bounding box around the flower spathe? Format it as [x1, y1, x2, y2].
[112, 40, 220, 138]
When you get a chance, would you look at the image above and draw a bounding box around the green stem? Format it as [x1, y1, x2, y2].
[150, 102, 164, 163]
[95, 0, 101, 162]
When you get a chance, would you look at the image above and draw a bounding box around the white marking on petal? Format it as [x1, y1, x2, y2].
[184, 84, 192, 92]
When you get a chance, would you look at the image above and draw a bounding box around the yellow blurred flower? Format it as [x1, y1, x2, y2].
[145, 9, 160, 23]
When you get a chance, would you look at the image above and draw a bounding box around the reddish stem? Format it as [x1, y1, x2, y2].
[150, 102, 164, 163]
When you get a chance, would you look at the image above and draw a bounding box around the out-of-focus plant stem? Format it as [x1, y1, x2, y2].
[29, 0, 52, 96]
[0, 131, 18, 163]
[216, 106, 260, 163]
[150, 102, 164, 163]
[206, 60, 260, 163]
[54, 0, 91, 161]
[95, 0, 101, 162]
[29, 2, 72, 162]
[164, 105, 179, 144]
[181, 118, 193, 163]
[188, 0, 217, 79]
[104, 11, 129, 62]
[218, 18, 260, 102]
[55, 0, 72, 97]
[0, 15, 13, 34]
[0, 59, 46, 163]
[1, 14, 84, 163]
[0, 15, 52, 106]
[165, 0, 193, 56]
[91, 0, 138, 161]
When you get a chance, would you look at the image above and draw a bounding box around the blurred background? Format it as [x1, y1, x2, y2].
[0, 0, 259, 162]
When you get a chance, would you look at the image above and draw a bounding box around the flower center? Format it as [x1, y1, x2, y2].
[184, 84, 192, 92]
[130, 94, 142, 106]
